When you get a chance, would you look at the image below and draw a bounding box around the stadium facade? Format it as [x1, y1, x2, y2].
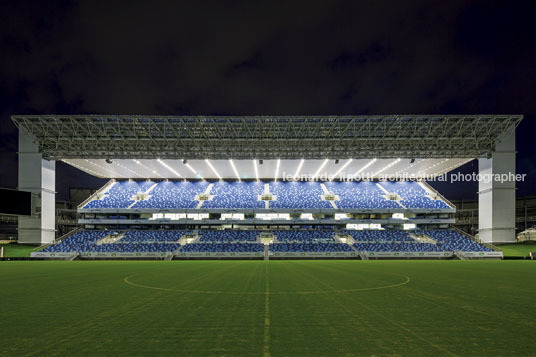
[12, 115, 522, 259]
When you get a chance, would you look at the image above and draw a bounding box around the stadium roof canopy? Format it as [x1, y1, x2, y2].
[12, 114, 522, 179]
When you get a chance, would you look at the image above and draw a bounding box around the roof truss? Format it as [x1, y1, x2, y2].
[11, 115, 523, 160]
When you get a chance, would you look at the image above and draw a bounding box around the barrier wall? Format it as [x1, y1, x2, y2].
[31, 252, 76, 259]
[458, 251, 504, 259]
[364, 251, 503, 259]
[30, 250, 503, 259]
[366, 251, 454, 258]
[269, 252, 357, 258]
[176, 252, 263, 258]
[30, 252, 169, 259]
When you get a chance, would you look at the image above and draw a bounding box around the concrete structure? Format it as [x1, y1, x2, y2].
[12, 115, 523, 244]
[478, 130, 517, 244]
[18, 128, 55, 244]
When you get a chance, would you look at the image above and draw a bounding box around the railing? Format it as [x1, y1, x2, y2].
[419, 181, 456, 209]
[54, 227, 82, 244]
[77, 179, 116, 209]
[36, 228, 81, 252]
[451, 226, 500, 251]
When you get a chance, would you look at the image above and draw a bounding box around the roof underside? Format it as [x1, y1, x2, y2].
[12, 115, 522, 160]
[61, 158, 472, 180]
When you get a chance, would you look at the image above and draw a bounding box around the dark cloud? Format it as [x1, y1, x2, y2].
[0, 0, 535, 200]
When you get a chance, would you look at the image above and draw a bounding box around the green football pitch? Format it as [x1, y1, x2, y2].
[1, 261, 535, 356]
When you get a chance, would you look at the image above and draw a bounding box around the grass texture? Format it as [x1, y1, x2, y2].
[0, 243, 37, 257]
[0, 260, 535, 356]
[499, 242, 536, 256]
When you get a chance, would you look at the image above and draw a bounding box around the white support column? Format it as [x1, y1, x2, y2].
[478, 128, 516, 244]
[18, 129, 56, 244]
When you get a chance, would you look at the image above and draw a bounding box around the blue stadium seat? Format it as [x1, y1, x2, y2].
[202, 181, 265, 209]
[378, 181, 450, 209]
[84, 181, 153, 208]
[324, 181, 400, 209]
[43, 229, 491, 255]
[181, 243, 264, 253]
[273, 230, 336, 242]
[417, 230, 493, 252]
[197, 230, 259, 242]
[349, 229, 492, 252]
[83, 180, 452, 210]
[132, 181, 208, 209]
[269, 182, 331, 209]
[269, 243, 353, 252]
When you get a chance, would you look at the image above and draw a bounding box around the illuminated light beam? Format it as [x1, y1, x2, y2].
[420, 158, 454, 177]
[229, 159, 241, 181]
[114, 161, 144, 178]
[417, 158, 450, 177]
[67, 159, 102, 177]
[354, 158, 377, 176]
[253, 160, 260, 182]
[157, 159, 182, 177]
[434, 158, 473, 176]
[205, 159, 222, 180]
[292, 159, 305, 181]
[133, 159, 163, 178]
[330, 159, 353, 181]
[84, 159, 116, 177]
[371, 158, 402, 177]
[274, 159, 281, 182]
[185, 163, 204, 180]
[394, 158, 425, 176]
[312, 159, 329, 180]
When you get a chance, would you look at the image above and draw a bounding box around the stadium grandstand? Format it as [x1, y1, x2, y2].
[11, 115, 522, 260]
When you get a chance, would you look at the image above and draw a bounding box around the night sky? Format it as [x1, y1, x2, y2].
[1, 1, 535, 201]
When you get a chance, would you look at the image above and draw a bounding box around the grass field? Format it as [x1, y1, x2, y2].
[0, 243, 37, 257]
[498, 242, 536, 256]
[0, 260, 535, 356]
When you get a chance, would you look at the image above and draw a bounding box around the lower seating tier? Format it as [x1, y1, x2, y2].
[270, 243, 353, 252]
[43, 229, 492, 254]
[181, 243, 264, 253]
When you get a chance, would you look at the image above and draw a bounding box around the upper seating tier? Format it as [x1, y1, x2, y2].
[83, 180, 452, 210]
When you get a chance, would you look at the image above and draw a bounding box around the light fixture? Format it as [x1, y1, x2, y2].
[355, 158, 377, 176]
[114, 161, 144, 178]
[84, 159, 116, 177]
[371, 158, 401, 177]
[259, 159, 263, 165]
[394, 158, 425, 176]
[105, 158, 113, 164]
[183, 159, 188, 164]
[229, 159, 241, 181]
[185, 163, 203, 180]
[132, 159, 161, 178]
[205, 159, 222, 180]
[335, 159, 339, 164]
[331, 159, 353, 181]
[312, 159, 329, 180]
[292, 159, 305, 181]
[274, 159, 281, 182]
[65, 159, 102, 177]
[157, 158, 182, 177]
[253, 160, 260, 182]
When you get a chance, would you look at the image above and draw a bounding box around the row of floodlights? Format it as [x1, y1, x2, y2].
[81, 158, 434, 182]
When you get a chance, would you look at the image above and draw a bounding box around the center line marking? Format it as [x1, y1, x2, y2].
[263, 263, 270, 357]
